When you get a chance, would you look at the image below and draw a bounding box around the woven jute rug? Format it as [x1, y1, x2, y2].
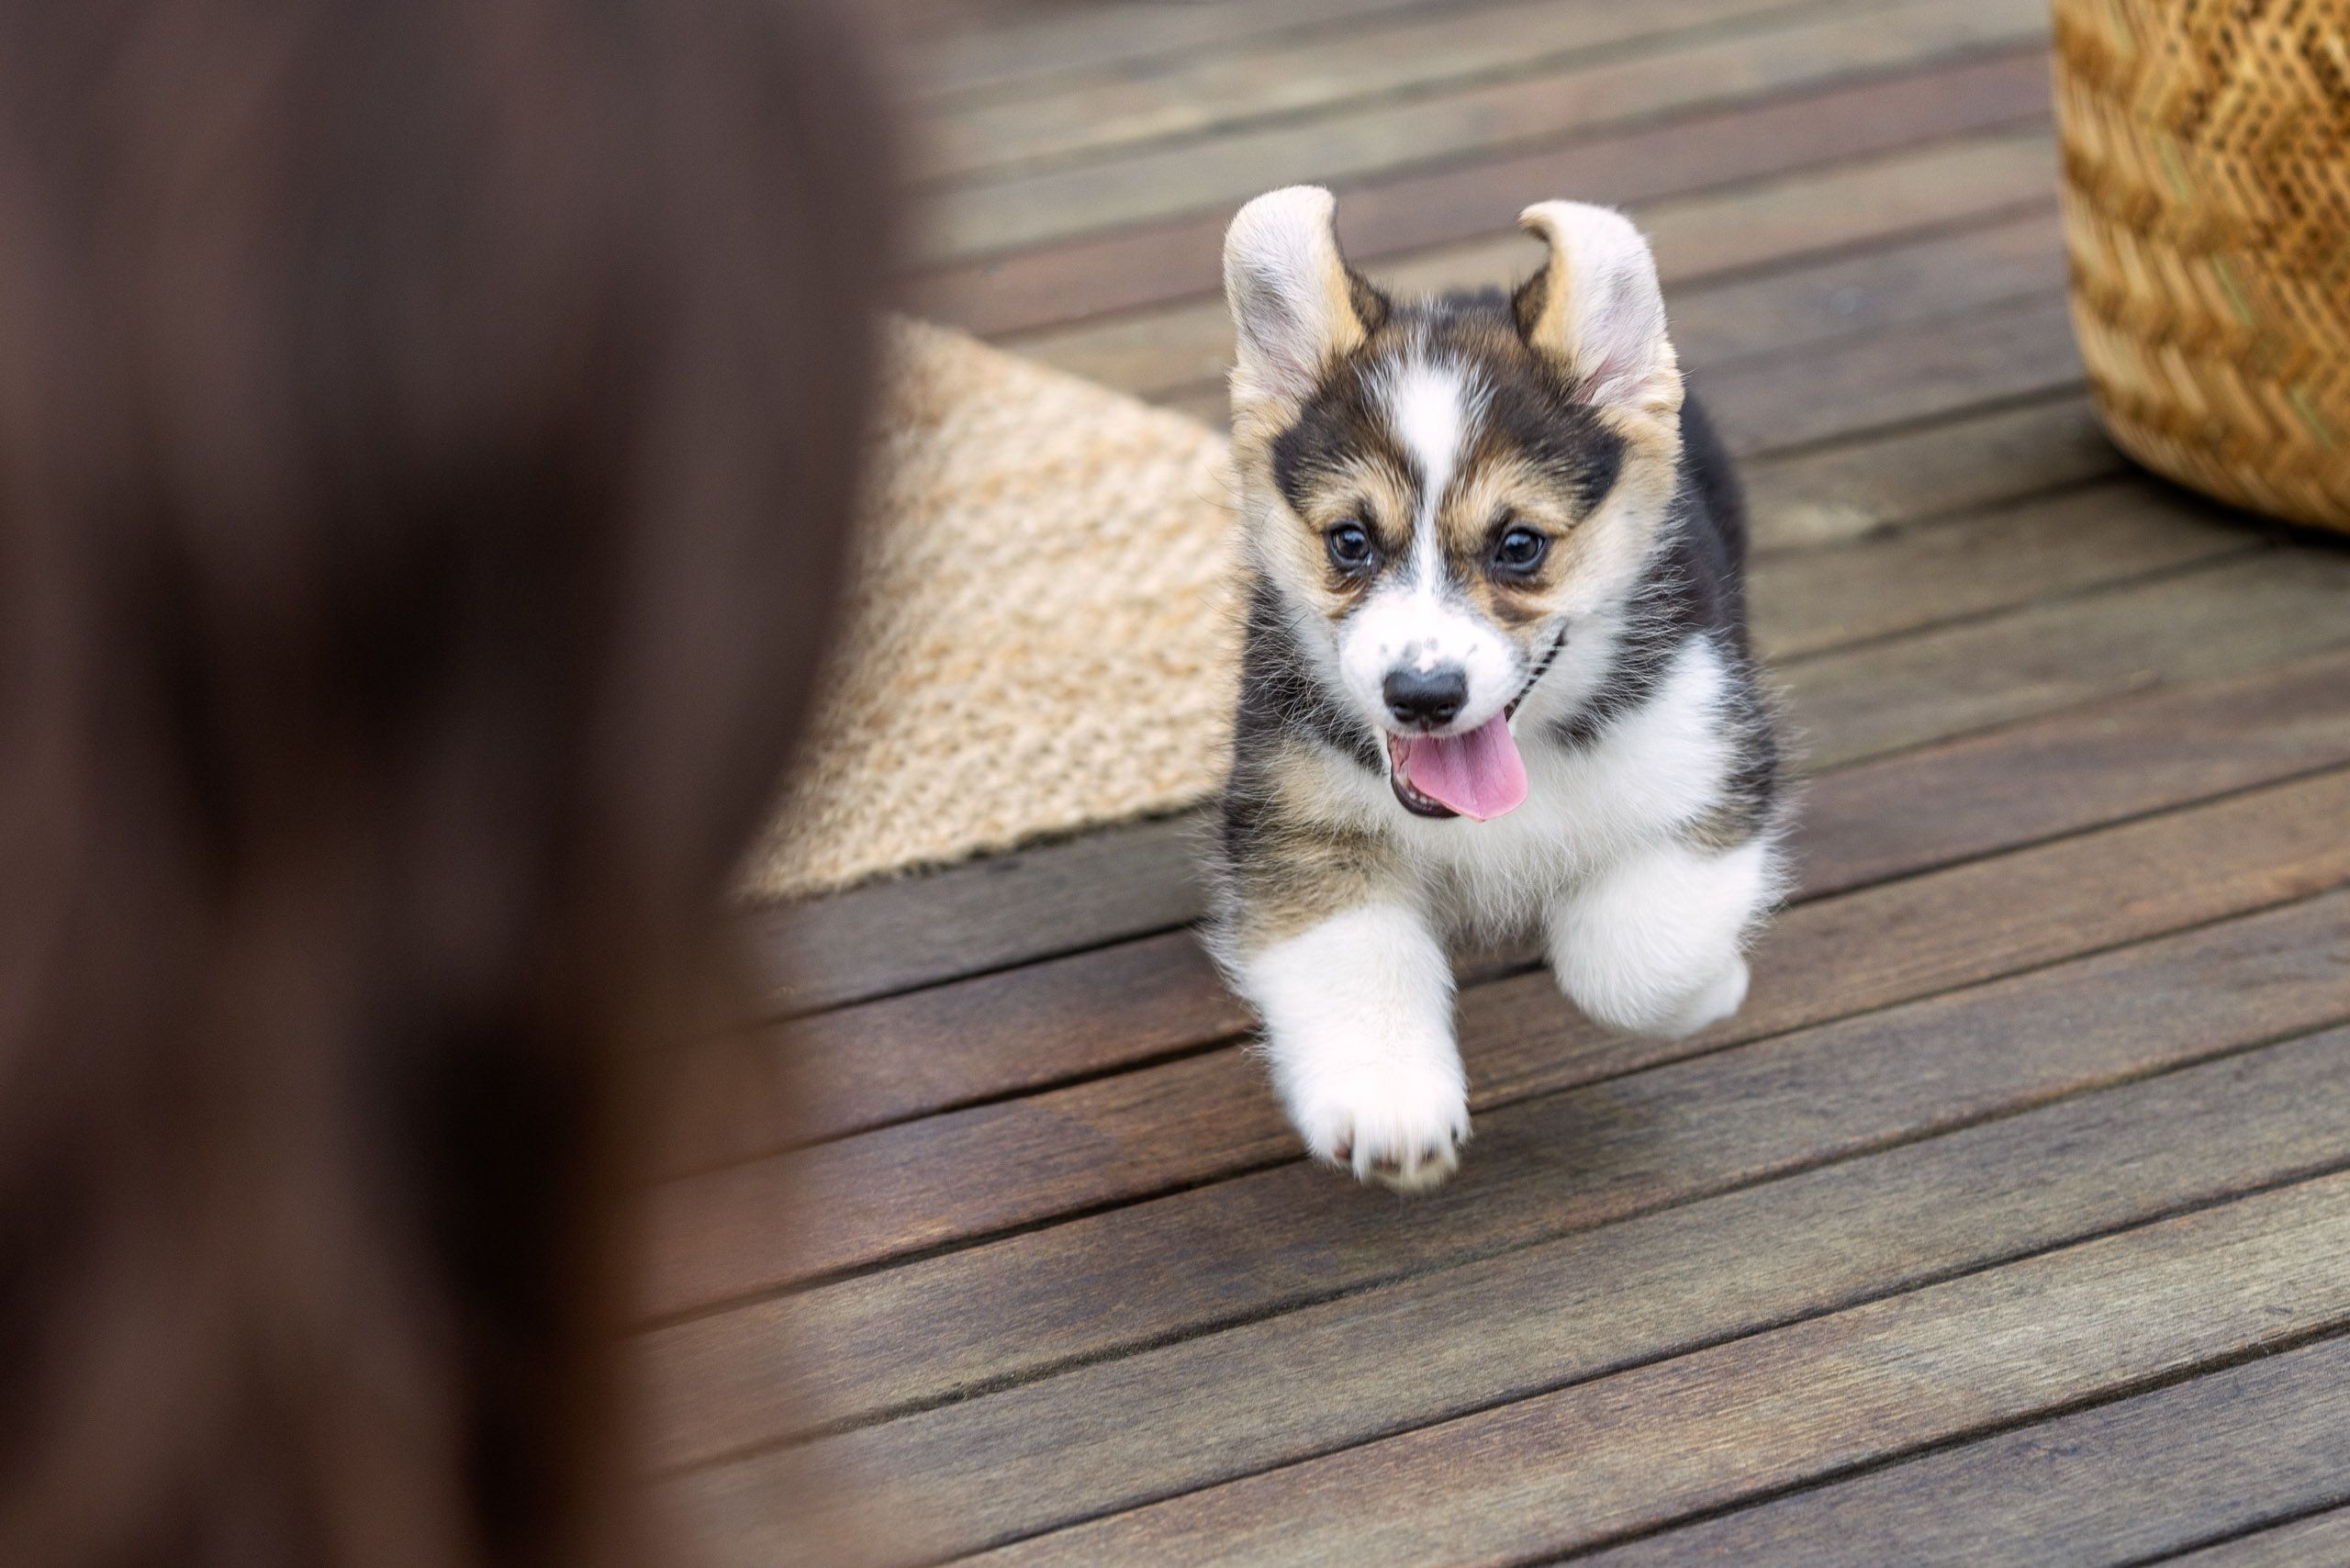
[744, 319, 1239, 902]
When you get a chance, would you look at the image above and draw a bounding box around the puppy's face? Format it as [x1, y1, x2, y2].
[1224, 189, 1687, 819]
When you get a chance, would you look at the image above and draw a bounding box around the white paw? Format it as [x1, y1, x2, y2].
[1288, 1055, 1472, 1193]
[1591, 954, 1749, 1040]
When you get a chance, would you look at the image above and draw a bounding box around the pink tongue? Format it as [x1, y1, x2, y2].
[1404, 712, 1529, 821]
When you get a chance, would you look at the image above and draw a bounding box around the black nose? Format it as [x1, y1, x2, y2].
[1383, 665, 1467, 728]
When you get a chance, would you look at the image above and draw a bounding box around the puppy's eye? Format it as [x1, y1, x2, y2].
[1493, 524, 1549, 574]
[1325, 520, 1375, 572]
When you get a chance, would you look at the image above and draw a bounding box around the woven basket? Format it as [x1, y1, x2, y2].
[2051, 0, 2350, 532]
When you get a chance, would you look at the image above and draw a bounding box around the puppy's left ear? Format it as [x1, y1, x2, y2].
[1513, 202, 1682, 419]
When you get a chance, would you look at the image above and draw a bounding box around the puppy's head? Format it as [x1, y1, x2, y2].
[1224, 186, 1685, 822]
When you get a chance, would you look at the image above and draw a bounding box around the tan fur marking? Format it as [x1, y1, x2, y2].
[1223, 739, 1411, 953]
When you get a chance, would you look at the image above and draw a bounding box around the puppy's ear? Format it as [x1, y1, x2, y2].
[1512, 201, 1681, 418]
[1225, 185, 1387, 409]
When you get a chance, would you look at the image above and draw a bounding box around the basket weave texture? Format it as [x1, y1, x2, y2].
[2052, 0, 2350, 532]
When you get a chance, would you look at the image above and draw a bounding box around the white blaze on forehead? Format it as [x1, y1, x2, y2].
[1335, 353, 1516, 723]
[1380, 356, 1479, 588]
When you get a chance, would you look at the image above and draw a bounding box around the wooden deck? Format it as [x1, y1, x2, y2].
[647, 2, 2350, 1561]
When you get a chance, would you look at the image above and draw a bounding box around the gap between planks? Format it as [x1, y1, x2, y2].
[956, 1174, 2350, 1565]
[1567, 1330, 2350, 1565]
[913, 0, 1870, 184]
[915, 0, 2050, 263]
[673, 1162, 2350, 1565]
[912, 50, 2056, 337]
[665, 991, 2350, 1505]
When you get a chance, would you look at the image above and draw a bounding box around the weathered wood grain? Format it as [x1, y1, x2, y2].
[660, 887, 2350, 1452]
[963, 1174, 2350, 1565]
[918, 0, 1830, 180]
[1575, 1332, 2350, 1567]
[1793, 646, 2350, 893]
[735, 812, 1203, 1016]
[919, 0, 2048, 262]
[1781, 546, 2350, 771]
[2163, 1506, 2350, 1567]
[910, 0, 1472, 106]
[646, 766, 2350, 1316]
[656, 1008, 2350, 1543]
[1701, 288, 2081, 455]
[914, 50, 2052, 336]
[693, 820, 2348, 1428]
[1741, 392, 2119, 550]
[1745, 476, 2245, 661]
[1003, 142, 2060, 408]
[681, 645, 2350, 1169]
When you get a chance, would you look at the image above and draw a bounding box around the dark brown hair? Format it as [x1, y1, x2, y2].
[0, 2, 890, 1562]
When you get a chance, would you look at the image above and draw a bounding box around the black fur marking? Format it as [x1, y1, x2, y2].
[1270, 357, 1407, 520]
[1549, 392, 1775, 839]
[1232, 579, 1382, 776]
[1510, 263, 1550, 341]
[1478, 372, 1624, 515]
[1347, 268, 1393, 335]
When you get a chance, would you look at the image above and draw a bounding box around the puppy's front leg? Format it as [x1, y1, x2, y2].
[1236, 902, 1469, 1192]
[1546, 834, 1776, 1040]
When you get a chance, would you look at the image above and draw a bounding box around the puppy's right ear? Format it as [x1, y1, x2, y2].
[1224, 186, 1385, 410]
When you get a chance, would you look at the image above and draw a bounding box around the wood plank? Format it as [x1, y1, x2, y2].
[646, 765, 2350, 1315]
[2164, 1507, 2350, 1567]
[685, 646, 2350, 1167]
[914, 50, 2053, 336]
[1701, 289, 2080, 456]
[911, 0, 1474, 106]
[920, 0, 2048, 263]
[681, 928, 1226, 1162]
[1662, 203, 2068, 372]
[1782, 546, 2350, 771]
[1004, 134, 2061, 405]
[918, 0, 1830, 181]
[1576, 1333, 2350, 1567]
[1746, 476, 2244, 661]
[1794, 647, 2350, 893]
[656, 1005, 2350, 1532]
[960, 1174, 2350, 1565]
[734, 812, 1203, 1016]
[1741, 393, 2119, 551]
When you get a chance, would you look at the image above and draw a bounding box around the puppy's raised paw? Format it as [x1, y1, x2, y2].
[1292, 1058, 1472, 1193]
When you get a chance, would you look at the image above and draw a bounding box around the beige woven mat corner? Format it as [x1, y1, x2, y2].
[744, 319, 1240, 902]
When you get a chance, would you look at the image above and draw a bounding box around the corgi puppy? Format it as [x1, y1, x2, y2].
[1209, 186, 1785, 1192]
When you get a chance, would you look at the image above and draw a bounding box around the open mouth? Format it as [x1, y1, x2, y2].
[1385, 693, 1531, 822]
[1382, 628, 1564, 823]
